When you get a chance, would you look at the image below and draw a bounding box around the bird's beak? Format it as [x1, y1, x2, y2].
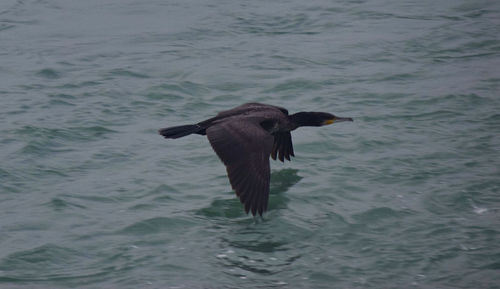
[324, 116, 353, 125]
[334, 116, 353, 123]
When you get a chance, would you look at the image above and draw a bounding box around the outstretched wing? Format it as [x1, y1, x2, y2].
[206, 119, 273, 216]
[271, 132, 295, 162]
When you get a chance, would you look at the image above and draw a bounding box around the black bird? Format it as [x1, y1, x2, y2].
[159, 103, 352, 216]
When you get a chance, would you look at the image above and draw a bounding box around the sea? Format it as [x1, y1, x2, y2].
[1, 0, 499, 288]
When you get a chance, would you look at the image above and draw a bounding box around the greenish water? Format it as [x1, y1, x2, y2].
[1, 0, 500, 288]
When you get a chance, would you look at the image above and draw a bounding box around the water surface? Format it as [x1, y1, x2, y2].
[1, 0, 499, 288]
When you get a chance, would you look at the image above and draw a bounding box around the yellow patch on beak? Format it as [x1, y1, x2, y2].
[324, 119, 335, 125]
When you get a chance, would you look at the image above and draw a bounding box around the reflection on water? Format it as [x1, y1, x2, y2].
[207, 170, 310, 284]
[270, 168, 303, 194]
[196, 168, 302, 219]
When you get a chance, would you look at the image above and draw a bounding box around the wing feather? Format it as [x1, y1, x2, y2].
[206, 119, 273, 216]
[271, 132, 294, 162]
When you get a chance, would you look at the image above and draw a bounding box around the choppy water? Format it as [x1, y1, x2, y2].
[1, 0, 500, 288]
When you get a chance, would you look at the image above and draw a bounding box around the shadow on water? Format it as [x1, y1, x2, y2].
[195, 169, 302, 219]
[268, 168, 302, 213]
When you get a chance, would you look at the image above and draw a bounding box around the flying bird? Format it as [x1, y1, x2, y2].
[159, 103, 352, 216]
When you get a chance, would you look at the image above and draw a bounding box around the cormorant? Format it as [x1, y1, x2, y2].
[159, 102, 352, 216]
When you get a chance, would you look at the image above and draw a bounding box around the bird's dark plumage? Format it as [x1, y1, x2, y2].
[159, 103, 352, 216]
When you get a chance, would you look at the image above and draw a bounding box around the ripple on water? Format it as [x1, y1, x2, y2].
[35, 68, 62, 79]
[196, 197, 247, 219]
[117, 217, 198, 235]
[45, 197, 88, 212]
[352, 207, 414, 226]
[154, 81, 210, 98]
[263, 79, 323, 93]
[213, 218, 311, 287]
[107, 68, 150, 79]
[16, 125, 116, 142]
[233, 12, 318, 35]
[0, 23, 15, 32]
[14, 125, 117, 156]
[0, 244, 102, 282]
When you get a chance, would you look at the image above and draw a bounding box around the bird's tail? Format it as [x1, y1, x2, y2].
[158, 124, 201, 139]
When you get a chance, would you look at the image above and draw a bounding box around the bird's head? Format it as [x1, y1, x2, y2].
[291, 112, 353, 128]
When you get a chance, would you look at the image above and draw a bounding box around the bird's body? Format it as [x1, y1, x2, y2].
[159, 103, 352, 216]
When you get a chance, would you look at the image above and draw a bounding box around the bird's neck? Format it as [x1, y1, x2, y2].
[289, 112, 318, 128]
